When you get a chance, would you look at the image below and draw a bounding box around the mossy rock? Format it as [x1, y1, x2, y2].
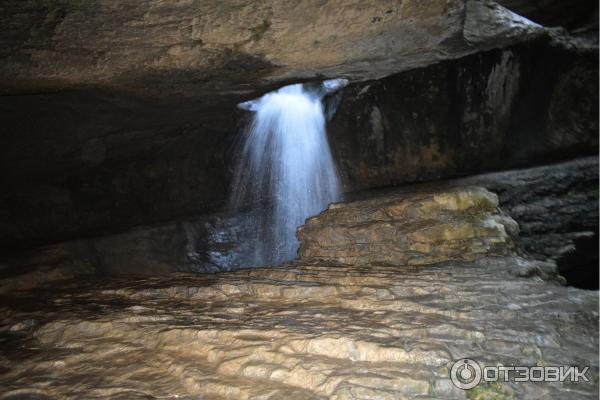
[466, 382, 512, 400]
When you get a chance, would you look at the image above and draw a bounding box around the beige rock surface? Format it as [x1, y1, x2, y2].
[0, 257, 597, 399]
[298, 186, 519, 266]
[0, 0, 550, 95]
[0, 185, 597, 399]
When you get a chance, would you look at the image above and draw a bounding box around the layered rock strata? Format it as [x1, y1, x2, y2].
[0, 0, 549, 95]
[329, 40, 598, 191]
[0, 257, 597, 399]
[1, 1, 597, 254]
[462, 156, 599, 262]
[1, 158, 596, 286]
[298, 187, 519, 266]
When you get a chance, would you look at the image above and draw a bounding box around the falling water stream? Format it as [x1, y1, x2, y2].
[230, 79, 347, 266]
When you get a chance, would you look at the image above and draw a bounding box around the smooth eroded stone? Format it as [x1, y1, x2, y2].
[1, 257, 597, 399]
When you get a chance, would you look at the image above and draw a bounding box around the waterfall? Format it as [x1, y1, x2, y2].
[230, 79, 347, 266]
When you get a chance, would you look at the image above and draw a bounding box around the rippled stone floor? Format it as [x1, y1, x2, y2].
[0, 257, 597, 399]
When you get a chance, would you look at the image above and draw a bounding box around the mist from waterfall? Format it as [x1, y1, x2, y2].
[230, 79, 347, 267]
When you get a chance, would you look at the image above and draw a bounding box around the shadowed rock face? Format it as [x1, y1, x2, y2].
[556, 230, 599, 289]
[328, 39, 598, 190]
[0, 89, 243, 252]
[497, 0, 598, 29]
[0, 157, 595, 284]
[0, 1, 598, 255]
[0, 257, 598, 399]
[1, 36, 597, 254]
[461, 157, 599, 264]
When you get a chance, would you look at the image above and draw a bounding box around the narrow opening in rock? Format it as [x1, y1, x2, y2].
[557, 230, 600, 290]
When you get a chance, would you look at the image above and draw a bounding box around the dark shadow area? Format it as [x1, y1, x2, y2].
[498, 0, 599, 29]
[557, 229, 599, 290]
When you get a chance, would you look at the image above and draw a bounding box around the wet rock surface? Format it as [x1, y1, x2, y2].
[1, 2, 597, 397]
[1, 182, 598, 398]
[1, 157, 595, 287]
[298, 187, 518, 266]
[1, 2, 597, 254]
[0, 257, 597, 399]
[461, 157, 599, 289]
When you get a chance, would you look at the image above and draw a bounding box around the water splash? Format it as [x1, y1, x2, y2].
[230, 79, 347, 266]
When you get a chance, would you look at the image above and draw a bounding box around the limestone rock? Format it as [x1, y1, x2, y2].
[0, 0, 473, 95]
[461, 156, 599, 262]
[496, 0, 599, 29]
[328, 41, 598, 192]
[2, 0, 569, 97]
[298, 186, 519, 266]
[1, 27, 596, 253]
[1, 159, 594, 288]
[0, 257, 597, 399]
[464, 0, 545, 48]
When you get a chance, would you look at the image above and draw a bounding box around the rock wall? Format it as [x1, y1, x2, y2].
[0, 1, 597, 257]
[1, 36, 597, 254]
[497, 0, 598, 29]
[462, 156, 599, 262]
[328, 38, 598, 190]
[0, 90, 242, 252]
[2, 157, 595, 288]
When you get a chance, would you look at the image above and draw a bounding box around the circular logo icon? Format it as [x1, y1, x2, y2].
[450, 358, 482, 389]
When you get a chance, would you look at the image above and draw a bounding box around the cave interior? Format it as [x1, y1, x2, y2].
[0, 1, 598, 399]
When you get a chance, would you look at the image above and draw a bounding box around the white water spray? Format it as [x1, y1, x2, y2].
[230, 79, 347, 266]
